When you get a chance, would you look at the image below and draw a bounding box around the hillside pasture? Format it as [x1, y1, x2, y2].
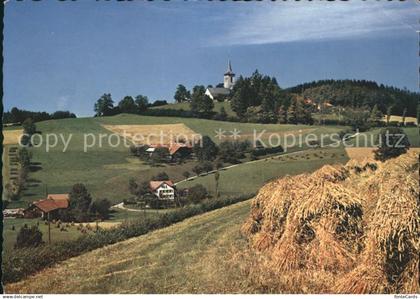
[8, 114, 346, 208]
[177, 147, 349, 198]
[150, 101, 236, 117]
[5, 200, 252, 294]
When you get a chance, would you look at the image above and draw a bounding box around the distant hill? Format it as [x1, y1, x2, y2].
[286, 79, 418, 117]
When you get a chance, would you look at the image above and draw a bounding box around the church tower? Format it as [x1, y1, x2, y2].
[223, 60, 235, 89]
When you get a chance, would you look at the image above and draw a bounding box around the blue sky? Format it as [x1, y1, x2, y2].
[4, 1, 419, 116]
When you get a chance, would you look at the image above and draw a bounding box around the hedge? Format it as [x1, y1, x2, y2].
[2, 193, 254, 284]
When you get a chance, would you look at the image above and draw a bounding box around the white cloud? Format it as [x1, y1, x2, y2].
[213, 2, 419, 46]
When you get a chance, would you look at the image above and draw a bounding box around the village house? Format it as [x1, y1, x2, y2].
[149, 180, 175, 201]
[26, 194, 70, 219]
[146, 143, 192, 161]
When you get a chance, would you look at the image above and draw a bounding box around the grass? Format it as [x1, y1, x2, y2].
[346, 127, 420, 147]
[150, 101, 236, 116]
[2, 143, 363, 294]
[9, 114, 345, 208]
[178, 147, 349, 198]
[5, 200, 252, 293]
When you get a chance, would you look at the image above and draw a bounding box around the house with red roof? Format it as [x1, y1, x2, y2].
[149, 180, 175, 201]
[27, 194, 70, 219]
[146, 143, 192, 161]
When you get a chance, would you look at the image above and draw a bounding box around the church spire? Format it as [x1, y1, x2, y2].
[224, 59, 235, 89]
[224, 59, 234, 76]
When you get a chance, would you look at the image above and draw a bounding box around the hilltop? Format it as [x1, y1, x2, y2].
[286, 79, 419, 117]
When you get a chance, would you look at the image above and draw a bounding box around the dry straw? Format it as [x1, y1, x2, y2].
[242, 152, 419, 294]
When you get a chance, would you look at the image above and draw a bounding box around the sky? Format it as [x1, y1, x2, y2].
[4, 1, 419, 117]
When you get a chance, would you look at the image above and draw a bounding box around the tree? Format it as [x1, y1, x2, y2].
[401, 107, 407, 126]
[187, 184, 208, 204]
[182, 171, 190, 179]
[94, 93, 114, 116]
[193, 136, 218, 161]
[374, 127, 410, 161]
[150, 147, 169, 164]
[219, 106, 228, 121]
[152, 172, 169, 181]
[200, 161, 213, 173]
[22, 118, 36, 135]
[14, 224, 43, 249]
[277, 105, 287, 124]
[90, 198, 111, 220]
[417, 103, 420, 127]
[17, 148, 31, 169]
[287, 101, 297, 124]
[174, 84, 191, 103]
[218, 141, 244, 164]
[192, 164, 203, 176]
[135, 95, 149, 113]
[343, 107, 371, 132]
[128, 178, 139, 195]
[386, 106, 393, 125]
[68, 183, 92, 222]
[369, 104, 383, 123]
[214, 171, 220, 200]
[118, 96, 137, 113]
[190, 85, 214, 115]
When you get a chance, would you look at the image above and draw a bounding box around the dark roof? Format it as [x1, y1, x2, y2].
[206, 87, 231, 96]
[224, 60, 235, 76]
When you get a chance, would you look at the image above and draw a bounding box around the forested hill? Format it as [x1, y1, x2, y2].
[286, 79, 418, 117]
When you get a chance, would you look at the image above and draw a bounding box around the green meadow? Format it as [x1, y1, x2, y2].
[8, 114, 346, 208]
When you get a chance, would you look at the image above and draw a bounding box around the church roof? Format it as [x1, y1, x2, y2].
[206, 87, 231, 97]
[224, 60, 235, 76]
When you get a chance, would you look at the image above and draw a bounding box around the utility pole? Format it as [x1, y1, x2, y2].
[214, 171, 220, 201]
[47, 212, 51, 245]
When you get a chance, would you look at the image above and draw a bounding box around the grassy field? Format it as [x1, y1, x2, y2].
[178, 147, 349, 197]
[2, 218, 85, 255]
[347, 127, 419, 147]
[6, 200, 252, 294]
[8, 114, 345, 208]
[150, 101, 236, 116]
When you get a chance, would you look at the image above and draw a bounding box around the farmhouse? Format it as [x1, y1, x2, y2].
[149, 180, 175, 200]
[28, 194, 70, 219]
[147, 143, 192, 160]
[205, 60, 235, 101]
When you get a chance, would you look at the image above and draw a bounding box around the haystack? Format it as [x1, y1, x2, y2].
[242, 152, 419, 294]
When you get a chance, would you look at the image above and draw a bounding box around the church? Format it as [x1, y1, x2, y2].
[205, 60, 235, 101]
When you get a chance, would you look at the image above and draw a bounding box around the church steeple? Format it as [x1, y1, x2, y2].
[223, 60, 235, 89]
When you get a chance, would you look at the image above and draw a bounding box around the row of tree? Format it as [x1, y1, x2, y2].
[93, 93, 168, 116]
[3, 107, 76, 124]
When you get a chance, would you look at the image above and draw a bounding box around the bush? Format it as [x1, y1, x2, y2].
[374, 127, 410, 161]
[2, 193, 254, 284]
[186, 184, 208, 204]
[14, 224, 43, 249]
